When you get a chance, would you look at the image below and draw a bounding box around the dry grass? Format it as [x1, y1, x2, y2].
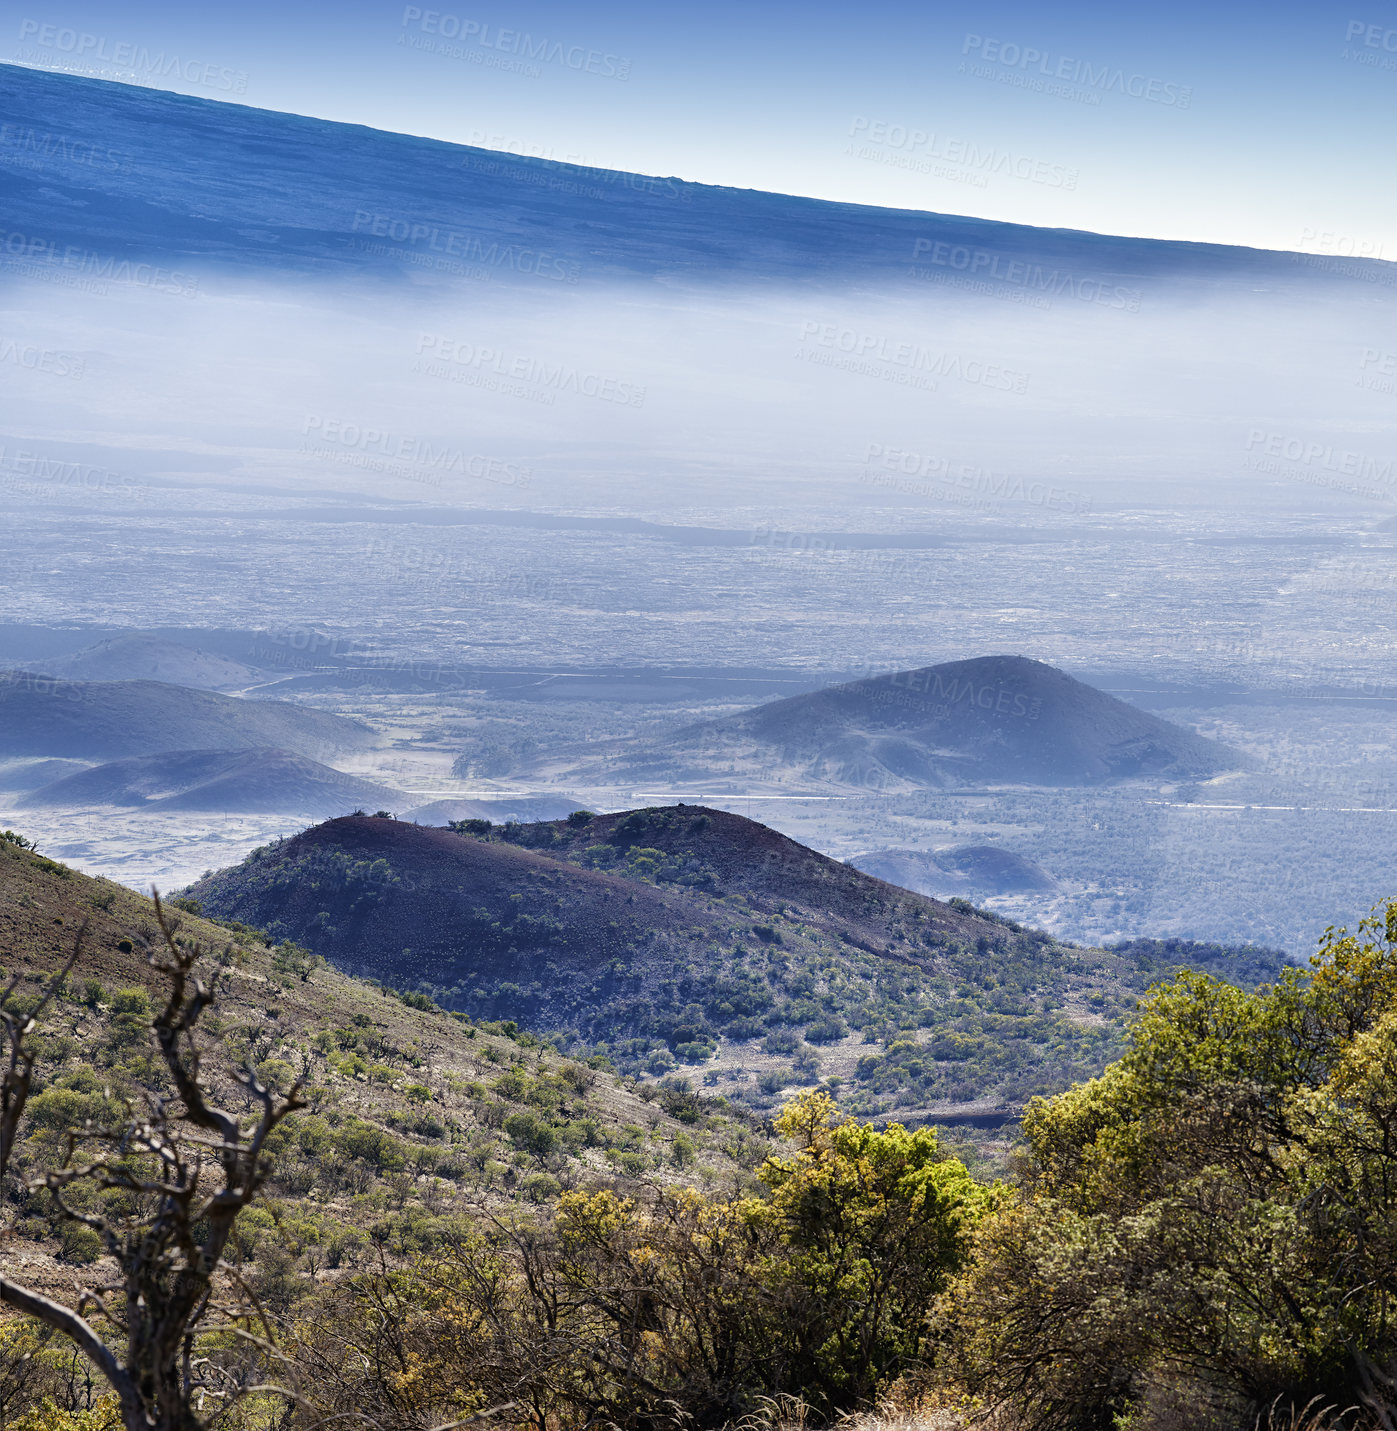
[728, 1395, 970, 1431]
[727, 1392, 1380, 1431]
[1253, 1398, 1371, 1431]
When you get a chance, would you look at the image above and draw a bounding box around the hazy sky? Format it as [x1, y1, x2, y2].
[4, 0, 1395, 254]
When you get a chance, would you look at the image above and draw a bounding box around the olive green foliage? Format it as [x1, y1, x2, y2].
[287, 1092, 991, 1430]
[751, 1091, 997, 1407]
[945, 900, 1397, 1431]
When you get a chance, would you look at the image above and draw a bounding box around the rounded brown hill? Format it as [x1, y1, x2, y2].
[181, 809, 1146, 1094]
[182, 807, 1288, 1111]
[184, 816, 690, 994]
[673, 654, 1241, 788]
[184, 807, 1005, 1004]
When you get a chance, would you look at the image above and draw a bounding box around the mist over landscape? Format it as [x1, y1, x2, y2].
[3, 8, 1397, 1426]
[2, 61, 1395, 955]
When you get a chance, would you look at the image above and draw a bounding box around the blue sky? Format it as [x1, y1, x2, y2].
[5, 0, 1395, 252]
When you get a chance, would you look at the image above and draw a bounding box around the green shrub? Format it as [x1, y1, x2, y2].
[59, 1224, 102, 1264]
[804, 1016, 848, 1044]
[945, 900, 1397, 1430]
[503, 1111, 557, 1161]
[522, 1172, 562, 1203]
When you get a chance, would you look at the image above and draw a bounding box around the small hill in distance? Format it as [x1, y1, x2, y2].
[851, 846, 1059, 900]
[0, 673, 377, 762]
[16, 748, 404, 817]
[28, 634, 265, 691]
[563, 655, 1243, 792]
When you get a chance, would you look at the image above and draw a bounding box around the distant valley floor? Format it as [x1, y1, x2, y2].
[1, 673, 1394, 957]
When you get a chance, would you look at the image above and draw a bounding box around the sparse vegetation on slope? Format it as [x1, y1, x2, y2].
[0, 832, 762, 1311]
[181, 807, 1281, 1128]
[2, 824, 1390, 1431]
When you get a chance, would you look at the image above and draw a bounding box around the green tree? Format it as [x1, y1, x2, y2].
[747, 1091, 995, 1409]
[945, 900, 1397, 1430]
[0, 900, 304, 1431]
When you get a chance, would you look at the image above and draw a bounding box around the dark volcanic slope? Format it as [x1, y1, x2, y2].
[184, 806, 1271, 1119]
[0, 673, 375, 761]
[633, 656, 1240, 790]
[186, 808, 1014, 995]
[18, 748, 403, 816]
[530, 803, 1002, 953]
[186, 815, 745, 1023]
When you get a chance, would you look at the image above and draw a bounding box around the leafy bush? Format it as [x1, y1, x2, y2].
[57, 1225, 102, 1265]
[503, 1110, 557, 1161]
[804, 1016, 848, 1044]
[945, 899, 1397, 1430]
[288, 1093, 989, 1427]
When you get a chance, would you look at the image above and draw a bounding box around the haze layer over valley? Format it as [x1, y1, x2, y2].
[1, 64, 1394, 958]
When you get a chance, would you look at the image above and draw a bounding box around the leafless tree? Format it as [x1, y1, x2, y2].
[0, 895, 305, 1431]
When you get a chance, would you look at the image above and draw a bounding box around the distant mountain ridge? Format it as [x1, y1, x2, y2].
[0, 63, 1385, 297]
